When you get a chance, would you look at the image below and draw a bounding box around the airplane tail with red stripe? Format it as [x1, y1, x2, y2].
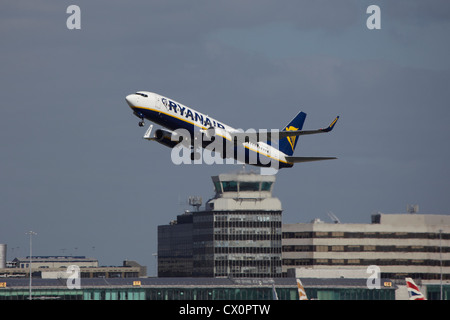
[406, 277, 426, 300]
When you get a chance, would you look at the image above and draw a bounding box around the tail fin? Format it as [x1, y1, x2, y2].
[272, 284, 279, 300]
[297, 279, 308, 300]
[278, 111, 306, 156]
[406, 278, 426, 300]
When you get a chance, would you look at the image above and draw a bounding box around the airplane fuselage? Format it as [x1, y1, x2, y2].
[126, 91, 292, 168]
[126, 91, 339, 169]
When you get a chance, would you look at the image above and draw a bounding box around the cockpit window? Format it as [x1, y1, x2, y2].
[135, 92, 148, 97]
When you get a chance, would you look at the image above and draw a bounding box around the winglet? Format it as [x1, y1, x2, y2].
[322, 116, 339, 132]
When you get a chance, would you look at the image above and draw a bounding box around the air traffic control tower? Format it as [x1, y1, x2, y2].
[158, 172, 283, 278]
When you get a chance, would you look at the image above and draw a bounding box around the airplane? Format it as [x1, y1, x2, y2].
[297, 279, 308, 300]
[405, 278, 426, 300]
[272, 283, 278, 300]
[125, 91, 339, 169]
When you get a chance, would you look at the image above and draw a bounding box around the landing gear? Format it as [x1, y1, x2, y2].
[138, 118, 145, 127]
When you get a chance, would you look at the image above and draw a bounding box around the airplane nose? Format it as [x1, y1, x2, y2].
[126, 94, 137, 108]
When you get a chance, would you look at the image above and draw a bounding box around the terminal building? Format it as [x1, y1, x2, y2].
[157, 172, 450, 299]
[158, 172, 282, 278]
[0, 277, 397, 300]
[282, 212, 450, 284]
[2, 171, 450, 300]
[0, 255, 146, 279]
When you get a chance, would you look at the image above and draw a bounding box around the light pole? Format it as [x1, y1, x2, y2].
[439, 229, 443, 300]
[26, 231, 37, 300]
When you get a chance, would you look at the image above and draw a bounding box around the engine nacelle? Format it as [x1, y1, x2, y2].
[154, 129, 183, 148]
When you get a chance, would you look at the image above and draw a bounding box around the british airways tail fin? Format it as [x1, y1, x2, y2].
[278, 111, 306, 156]
[406, 278, 426, 300]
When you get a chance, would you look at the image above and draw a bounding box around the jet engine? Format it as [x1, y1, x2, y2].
[154, 129, 183, 148]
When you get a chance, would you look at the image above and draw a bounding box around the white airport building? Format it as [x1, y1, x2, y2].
[282, 212, 450, 299]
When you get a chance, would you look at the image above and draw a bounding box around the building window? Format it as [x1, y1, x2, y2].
[214, 181, 222, 193]
[239, 182, 259, 192]
[316, 259, 329, 265]
[331, 259, 344, 264]
[261, 182, 272, 191]
[222, 181, 238, 192]
[347, 259, 361, 264]
[331, 232, 344, 237]
[315, 232, 329, 237]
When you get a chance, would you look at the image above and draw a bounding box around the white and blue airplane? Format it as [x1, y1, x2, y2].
[126, 91, 339, 169]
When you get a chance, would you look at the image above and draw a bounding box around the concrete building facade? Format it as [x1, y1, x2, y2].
[158, 213, 194, 277]
[282, 213, 450, 282]
[0, 256, 146, 279]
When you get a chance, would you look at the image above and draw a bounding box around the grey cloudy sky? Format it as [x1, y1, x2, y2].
[1, 0, 450, 274]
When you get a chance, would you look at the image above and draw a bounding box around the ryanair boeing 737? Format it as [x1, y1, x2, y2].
[126, 91, 339, 169]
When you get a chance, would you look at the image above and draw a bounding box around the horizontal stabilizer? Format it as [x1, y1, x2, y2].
[285, 156, 337, 163]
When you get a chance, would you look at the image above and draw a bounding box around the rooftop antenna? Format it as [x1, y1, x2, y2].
[406, 204, 419, 213]
[188, 196, 202, 211]
[327, 211, 341, 224]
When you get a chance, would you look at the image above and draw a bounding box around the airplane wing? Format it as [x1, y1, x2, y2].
[229, 116, 339, 142]
[286, 156, 337, 163]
